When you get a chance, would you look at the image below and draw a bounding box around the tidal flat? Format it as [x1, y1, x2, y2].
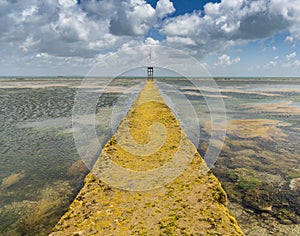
[0, 77, 299, 235]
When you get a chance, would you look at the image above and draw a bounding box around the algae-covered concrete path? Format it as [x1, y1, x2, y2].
[50, 81, 244, 235]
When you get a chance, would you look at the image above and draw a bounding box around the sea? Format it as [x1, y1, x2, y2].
[0, 77, 299, 235]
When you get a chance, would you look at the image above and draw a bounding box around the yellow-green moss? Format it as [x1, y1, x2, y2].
[50, 81, 244, 236]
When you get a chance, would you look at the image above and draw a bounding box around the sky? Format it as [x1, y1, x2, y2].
[0, 0, 300, 77]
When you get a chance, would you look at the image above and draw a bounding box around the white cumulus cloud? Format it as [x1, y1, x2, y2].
[264, 60, 277, 68]
[144, 37, 159, 45]
[286, 52, 297, 61]
[1, 0, 300, 76]
[0, 0, 176, 59]
[162, 0, 300, 57]
[215, 54, 240, 66]
[109, 0, 156, 36]
[156, 0, 175, 18]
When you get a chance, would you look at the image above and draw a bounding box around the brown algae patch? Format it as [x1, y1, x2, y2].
[0, 181, 74, 236]
[220, 89, 281, 97]
[50, 81, 244, 235]
[243, 101, 300, 115]
[205, 119, 290, 141]
[181, 86, 281, 97]
[1, 171, 25, 190]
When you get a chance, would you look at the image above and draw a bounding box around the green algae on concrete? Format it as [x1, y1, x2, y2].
[50, 81, 244, 235]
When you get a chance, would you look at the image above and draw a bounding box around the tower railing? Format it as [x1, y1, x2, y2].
[147, 67, 153, 81]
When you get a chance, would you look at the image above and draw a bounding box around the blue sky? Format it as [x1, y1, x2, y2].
[147, 0, 221, 15]
[0, 0, 299, 77]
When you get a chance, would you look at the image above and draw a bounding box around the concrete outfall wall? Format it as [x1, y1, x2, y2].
[50, 81, 244, 235]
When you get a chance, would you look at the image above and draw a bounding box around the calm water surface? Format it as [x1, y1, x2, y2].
[0, 77, 299, 235]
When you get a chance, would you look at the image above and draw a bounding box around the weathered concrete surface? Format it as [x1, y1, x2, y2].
[50, 81, 244, 235]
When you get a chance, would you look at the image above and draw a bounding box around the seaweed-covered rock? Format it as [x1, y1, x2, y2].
[243, 189, 273, 212]
[0, 181, 73, 236]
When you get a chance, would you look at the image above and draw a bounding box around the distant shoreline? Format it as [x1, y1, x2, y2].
[1, 76, 300, 80]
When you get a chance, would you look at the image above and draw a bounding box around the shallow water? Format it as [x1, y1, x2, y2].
[0, 77, 299, 235]
[0, 78, 143, 235]
[159, 78, 300, 235]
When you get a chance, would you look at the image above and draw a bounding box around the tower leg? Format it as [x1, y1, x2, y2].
[147, 67, 153, 81]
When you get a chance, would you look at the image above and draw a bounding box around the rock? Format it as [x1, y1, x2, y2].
[0, 180, 74, 236]
[261, 213, 269, 220]
[67, 160, 89, 178]
[72, 231, 84, 236]
[275, 208, 300, 225]
[243, 189, 273, 212]
[289, 178, 300, 191]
